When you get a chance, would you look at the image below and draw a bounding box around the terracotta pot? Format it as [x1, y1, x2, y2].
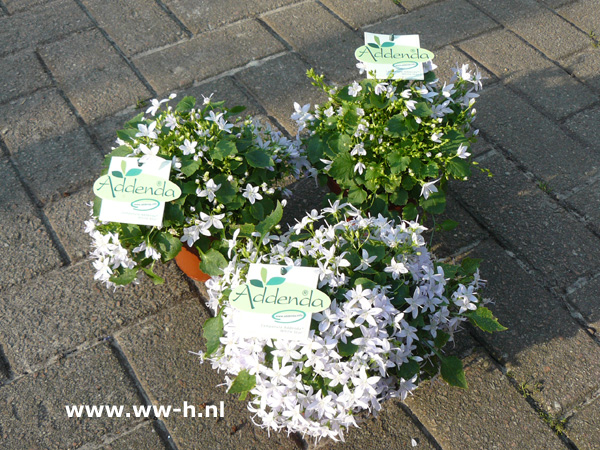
[174, 244, 211, 282]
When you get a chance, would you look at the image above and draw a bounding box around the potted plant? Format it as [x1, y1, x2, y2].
[198, 202, 505, 441]
[86, 94, 310, 289]
[294, 64, 483, 221]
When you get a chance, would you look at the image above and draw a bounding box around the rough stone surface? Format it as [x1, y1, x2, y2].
[566, 398, 600, 450]
[133, 20, 285, 95]
[116, 300, 300, 450]
[3, 0, 52, 13]
[469, 239, 600, 414]
[92, 109, 140, 154]
[40, 29, 151, 123]
[236, 53, 328, 134]
[565, 180, 600, 232]
[0, 343, 141, 450]
[460, 29, 598, 119]
[469, 0, 589, 60]
[263, 2, 363, 84]
[0, 0, 92, 55]
[0, 262, 193, 374]
[100, 422, 169, 450]
[81, 0, 186, 57]
[567, 273, 600, 330]
[457, 150, 600, 288]
[564, 105, 600, 148]
[557, 0, 600, 35]
[397, 0, 438, 10]
[44, 188, 95, 262]
[161, 0, 302, 35]
[474, 84, 599, 195]
[319, 0, 401, 29]
[367, 0, 497, 51]
[0, 158, 62, 289]
[406, 351, 566, 450]
[0, 51, 51, 104]
[561, 48, 600, 93]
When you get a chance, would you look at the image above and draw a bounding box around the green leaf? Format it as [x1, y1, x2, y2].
[250, 279, 264, 288]
[199, 248, 227, 276]
[354, 277, 376, 289]
[434, 330, 450, 349]
[436, 262, 459, 279]
[180, 158, 201, 177]
[368, 42, 379, 49]
[228, 369, 256, 400]
[175, 96, 196, 112]
[93, 196, 102, 217]
[387, 152, 411, 174]
[213, 174, 237, 204]
[460, 257, 482, 276]
[329, 151, 354, 183]
[255, 201, 283, 239]
[106, 145, 133, 160]
[306, 135, 325, 163]
[212, 140, 237, 160]
[327, 133, 352, 155]
[245, 149, 273, 168]
[109, 268, 139, 285]
[338, 340, 359, 357]
[163, 202, 186, 227]
[374, 35, 381, 45]
[347, 185, 367, 205]
[412, 102, 432, 117]
[229, 105, 246, 115]
[266, 277, 286, 286]
[398, 360, 420, 380]
[420, 191, 446, 214]
[370, 91, 389, 109]
[249, 201, 264, 221]
[467, 306, 508, 333]
[116, 128, 138, 143]
[141, 267, 165, 285]
[446, 158, 471, 179]
[261, 267, 267, 283]
[155, 232, 182, 261]
[440, 356, 468, 389]
[381, 41, 395, 48]
[389, 189, 408, 206]
[440, 219, 459, 231]
[124, 112, 145, 129]
[111, 171, 123, 178]
[440, 130, 468, 154]
[386, 114, 410, 138]
[203, 314, 224, 356]
[125, 168, 142, 177]
[402, 203, 418, 221]
[424, 70, 437, 84]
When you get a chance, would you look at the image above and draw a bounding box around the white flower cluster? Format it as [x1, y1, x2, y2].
[201, 204, 485, 441]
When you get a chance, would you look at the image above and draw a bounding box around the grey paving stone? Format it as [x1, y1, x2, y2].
[44, 188, 95, 262]
[40, 29, 151, 123]
[319, 0, 401, 29]
[474, 84, 599, 195]
[281, 176, 330, 228]
[460, 29, 598, 119]
[0, 51, 51, 104]
[469, 238, 600, 414]
[469, 0, 589, 60]
[236, 53, 328, 134]
[0, 343, 141, 450]
[317, 401, 437, 450]
[565, 179, 600, 232]
[457, 150, 600, 288]
[565, 398, 600, 450]
[430, 44, 495, 87]
[567, 272, 600, 330]
[0, 88, 79, 151]
[557, 0, 600, 36]
[116, 300, 300, 450]
[262, 2, 364, 84]
[0, 0, 92, 55]
[100, 422, 168, 450]
[366, 0, 497, 51]
[92, 109, 140, 155]
[0, 261, 193, 374]
[561, 48, 600, 93]
[397, 0, 437, 10]
[406, 351, 566, 450]
[161, 0, 302, 35]
[565, 104, 600, 147]
[133, 20, 285, 95]
[0, 158, 62, 290]
[540, 0, 575, 8]
[3, 0, 52, 13]
[81, 0, 186, 57]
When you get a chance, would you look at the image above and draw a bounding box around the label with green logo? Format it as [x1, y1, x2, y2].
[357, 33, 432, 80]
[229, 264, 330, 341]
[94, 156, 181, 227]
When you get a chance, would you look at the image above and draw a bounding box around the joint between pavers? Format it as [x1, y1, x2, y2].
[0, 0, 9, 16]
[397, 402, 444, 450]
[71, 0, 157, 98]
[314, 0, 362, 32]
[255, 17, 294, 52]
[0, 343, 13, 381]
[153, 0, 193, 39]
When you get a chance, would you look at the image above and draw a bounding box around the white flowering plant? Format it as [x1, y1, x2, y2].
[294, 64, 483, 221]
[87, 94, 310, 288]
[199, 202, 505, 441]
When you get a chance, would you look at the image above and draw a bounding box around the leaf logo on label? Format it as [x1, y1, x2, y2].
[355, 44, 434, 66]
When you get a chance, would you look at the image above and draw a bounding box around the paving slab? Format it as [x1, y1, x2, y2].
[0, 158, 63, 290]
[0, 261, 193, 374]
[236, 53, 328, 134]
[565, 180, 600, 232]
[565, 397, 600, 450]
[557, 0, 600, 36]
[161, 0, 302, 35]
[100, 421, 169, 450]
[561, 48, 600, 93]
[469, 0, 589, 60]
[0, 0, 92, 56]
[0, 51, 51, 104]
[406, 351, 567, 450]
[459, 29, 598, 119]
[396, 0, 437, 10]
[0, 343, 142, 449]
[540, 0, 575, 8]
[429, 44, 496, 87]
[81, 0, 186, 57]
[3, 0, 53, 13]
[457, 150, 600, 289]
[319, 0, 401, 29]
[92, 109, 141, 155]
[262, 2, 364, 84]
[567, 273, 600, 330]
[474, 84, 599, 195]
[469, 238, 600, 414]
[40, 29, 151, 123]
[133, 19, 285, 95]
[44, 188, 95, 262]
[366, 0, 497, 51]
[564, 104, 600, 147]
[116, 300, 301, 450]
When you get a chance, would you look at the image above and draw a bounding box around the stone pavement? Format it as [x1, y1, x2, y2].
[1, 0, 599, 448]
